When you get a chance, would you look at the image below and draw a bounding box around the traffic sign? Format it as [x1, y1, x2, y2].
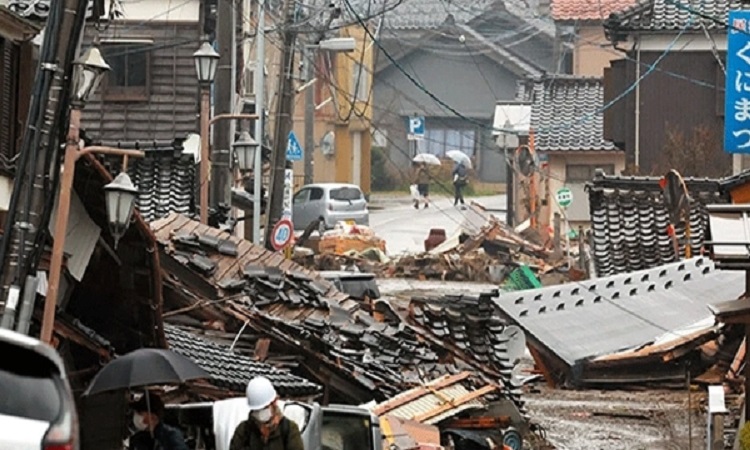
[270, 218, 294, 251]
[725, 11, 750, 153]
[286, 131, 303, 161]
[282, 169, 293, 219]
[407, 116, 425, 141]
[556, 187, 573, 208]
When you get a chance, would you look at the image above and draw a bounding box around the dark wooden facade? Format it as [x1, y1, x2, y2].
[604, 50, 731, 176]
[0, 9, 39, 175]
[81, 21, 201, 143]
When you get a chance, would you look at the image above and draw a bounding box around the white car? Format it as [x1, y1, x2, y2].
[292, 183, 369, 230]
[0, 329, 78, 450]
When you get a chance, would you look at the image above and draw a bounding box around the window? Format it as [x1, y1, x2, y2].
[423, 127, 476, 157]
[351, 62, 369, 101]
[0, 39, 19, 163]
[309, 188, 324, 201]
[101, 42, 151, 101]
[329, 187, 362, 201]
[293, 189, 310, 204]
[565, 164, 614, 183]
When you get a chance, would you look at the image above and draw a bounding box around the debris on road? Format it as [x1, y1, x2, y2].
[294, 214, 575, 286]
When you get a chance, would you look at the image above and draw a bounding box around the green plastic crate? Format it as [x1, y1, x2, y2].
[504, 265, 542, 291]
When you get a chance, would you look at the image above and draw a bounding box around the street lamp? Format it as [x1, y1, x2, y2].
[193, 41, 220, 86]
[103, 172, 139, 250]
[71, 46, 110, 107]
[40, 48, 146, 345]
[194, 40, 220, 224]
[233, 131, 259, 171]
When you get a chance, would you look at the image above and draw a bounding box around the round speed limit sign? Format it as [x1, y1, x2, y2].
[270, 218, 294, 251]
[556, 187, 573, 208]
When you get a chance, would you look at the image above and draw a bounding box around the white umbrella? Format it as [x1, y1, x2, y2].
[446, 150, 472, 169]
[412, 153, 441, 166]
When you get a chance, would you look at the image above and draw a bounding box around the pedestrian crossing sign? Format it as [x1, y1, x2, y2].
[286, 131, 303, 161]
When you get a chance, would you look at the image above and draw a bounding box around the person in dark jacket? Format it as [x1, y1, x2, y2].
[230, 376, 304, 450]
[452, 161, 468, 208]
[129, 392, 188, 450]
[412, 162, 431, 209]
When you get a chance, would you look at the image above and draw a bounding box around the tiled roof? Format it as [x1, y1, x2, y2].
[366, 0, 495, 30]
[521, 76, 619, 152]
[492, 257, 745, 384]
[152, 214, 528, 412]
[604, 0, 750, 34]
[165, 325, 321, 397]
[587, 173, 728, 277]
[552, 0, 637, 21]
[127, 148, 197, 223]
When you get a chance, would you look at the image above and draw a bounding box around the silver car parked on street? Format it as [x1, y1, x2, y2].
[0, 329, 79, 450]
[292, 183, 369, 230]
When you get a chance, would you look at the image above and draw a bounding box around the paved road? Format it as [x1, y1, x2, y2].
[370, 195, 507, 255]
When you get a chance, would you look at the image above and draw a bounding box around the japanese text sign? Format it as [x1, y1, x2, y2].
[725, 11, 750, 153]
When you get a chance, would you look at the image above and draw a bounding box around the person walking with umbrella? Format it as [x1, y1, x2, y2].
[452, 160, 468, 209]
[129, 392, 188, 450]
[411, 161, 431, 209]
[229, 376, 304, 450]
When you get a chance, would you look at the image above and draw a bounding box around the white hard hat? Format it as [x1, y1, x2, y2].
[246, 376, 277, 411]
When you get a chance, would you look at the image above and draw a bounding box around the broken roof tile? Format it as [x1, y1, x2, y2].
[164, 325, 320, 397]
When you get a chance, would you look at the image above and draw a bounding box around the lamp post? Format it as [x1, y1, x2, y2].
[302, 37, 356, 185]
[233, 131, 259, 172]
[40, 48, 146, 344]
[193, 41, 220, 224]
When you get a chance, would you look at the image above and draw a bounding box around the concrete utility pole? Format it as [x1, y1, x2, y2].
[0, 0, 90, 329]
[252, 0, 266, 245]
[264, 0, 297, 250]
[211, 0, 235, 214]
[303, 45, 315, 186]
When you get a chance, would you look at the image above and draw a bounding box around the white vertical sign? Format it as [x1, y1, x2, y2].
[282, 169, 293, 219]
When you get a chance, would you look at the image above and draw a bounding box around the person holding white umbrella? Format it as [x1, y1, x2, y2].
[411, 154, 440, 209]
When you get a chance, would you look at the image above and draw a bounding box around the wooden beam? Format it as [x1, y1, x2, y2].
[412, 385, 497, 423]
[372, 372, 472, 415]
[528, 345, 558, 388]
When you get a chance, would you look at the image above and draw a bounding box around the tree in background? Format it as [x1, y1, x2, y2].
[661, 123, 730, 178]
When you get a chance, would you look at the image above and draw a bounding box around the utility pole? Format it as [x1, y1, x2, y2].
[303, 45, 315, 185]
[0, 0, 90, 329]
[264, 0, 297, 250]
[252, 0, 266, 245]
[211, 0, 234, 214]
[302, 12, 337, 186]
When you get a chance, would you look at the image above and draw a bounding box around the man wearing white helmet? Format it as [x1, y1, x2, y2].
[229, 376, 304, 450]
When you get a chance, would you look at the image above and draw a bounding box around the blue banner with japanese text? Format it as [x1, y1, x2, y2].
[726, 11, 750, 153]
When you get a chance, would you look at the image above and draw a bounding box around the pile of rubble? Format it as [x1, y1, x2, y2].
[295, 216, 574, 286]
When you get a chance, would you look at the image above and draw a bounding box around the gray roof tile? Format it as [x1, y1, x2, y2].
[587, 173, 728, 276]
[522, 76, 619, 152]
[605, 0, 750, 34]
[493, 257, 744, 372]
[127, 148, 197, 223]
[165, 325, 322, 397]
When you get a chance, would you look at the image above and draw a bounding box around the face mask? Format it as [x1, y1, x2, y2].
[251, 406, 273, 423]
[133, 413, 148, 431]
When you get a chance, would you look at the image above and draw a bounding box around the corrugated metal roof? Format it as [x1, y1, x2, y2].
[493, 257, 745, 366]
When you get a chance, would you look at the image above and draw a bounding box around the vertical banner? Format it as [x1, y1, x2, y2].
[725, 11, 750, 153]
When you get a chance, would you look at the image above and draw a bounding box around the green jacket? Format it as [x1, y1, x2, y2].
[229, 417, 304, 450]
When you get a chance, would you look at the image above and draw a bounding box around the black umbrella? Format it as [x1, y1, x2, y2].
[84, 348, 210, 396]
